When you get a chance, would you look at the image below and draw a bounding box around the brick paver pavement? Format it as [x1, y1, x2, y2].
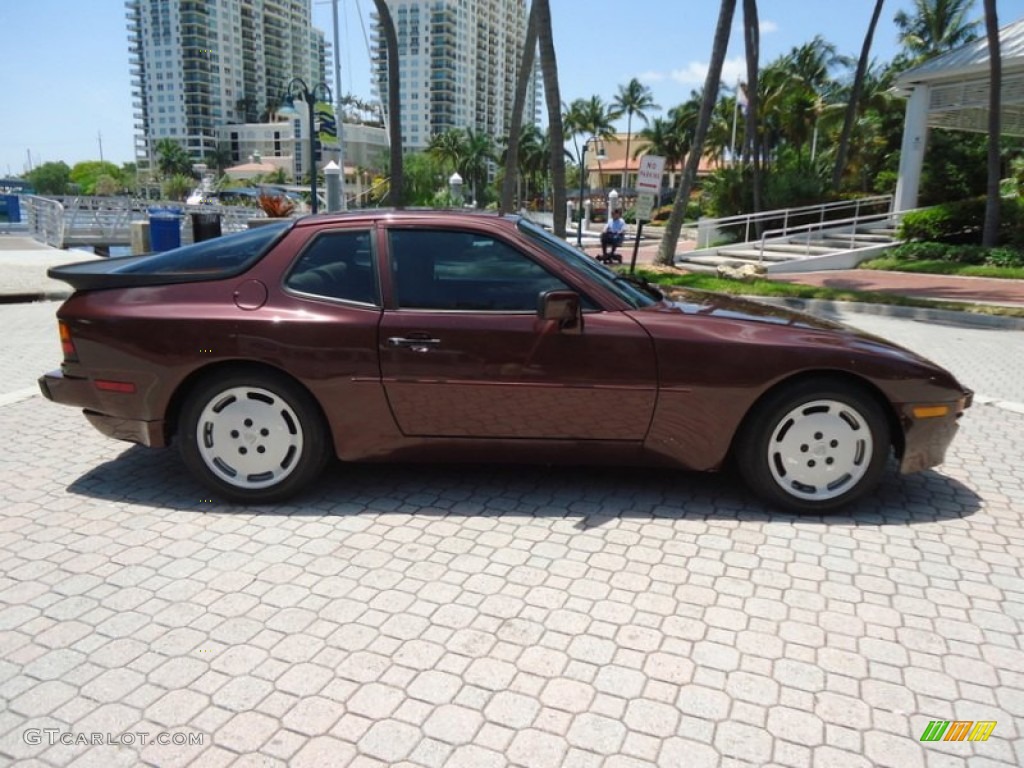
[0, 304, 1022, 766]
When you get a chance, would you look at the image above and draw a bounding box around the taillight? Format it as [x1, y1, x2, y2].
[59, 321, 78, 362]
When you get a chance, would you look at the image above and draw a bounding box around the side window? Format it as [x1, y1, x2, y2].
[285, 230, 378, 305]
[389, 229, 574, 311]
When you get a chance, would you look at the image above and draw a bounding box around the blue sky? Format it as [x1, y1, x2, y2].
[1, 0, 1021, 175]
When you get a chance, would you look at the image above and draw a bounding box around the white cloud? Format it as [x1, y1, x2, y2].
[669, 56, 748, 87]
[760, 19, 778, 34]
[637, 70, 666, 83]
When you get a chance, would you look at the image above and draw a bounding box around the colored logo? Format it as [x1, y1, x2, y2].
[920, 721, 997, 742]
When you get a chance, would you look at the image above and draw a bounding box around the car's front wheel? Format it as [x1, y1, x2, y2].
[179, 370, 329, 503]
[737, 379, 891, 513]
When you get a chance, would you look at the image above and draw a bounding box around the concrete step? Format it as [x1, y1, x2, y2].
[696, 248, 800, 263]
[722, 243, 835, 257]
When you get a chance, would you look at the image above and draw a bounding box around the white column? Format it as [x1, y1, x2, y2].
[894, 84, 930, 212]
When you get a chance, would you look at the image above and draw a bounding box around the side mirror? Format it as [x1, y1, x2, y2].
[537, 290, 583, 335]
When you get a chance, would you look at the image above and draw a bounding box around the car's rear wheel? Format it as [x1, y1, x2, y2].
[737, 379, 891, 513]
[179, 370, 329, 503]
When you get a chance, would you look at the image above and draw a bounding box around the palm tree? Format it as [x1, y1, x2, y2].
[657, 0, 738, 265]
[612, 79, 660, 191]
[982, 0, 1000, 246]
[894, 0, 981, 61]
[742, 0, 763, 217]
[500, 0, 539, 214]
[535, 0, 567, 236]
[462, 128, 494, 207]
[155, 139, 193, 179]
[372, 0, 403, 206]
[833, 0, 886, 191]
[428, 129, 466, 175]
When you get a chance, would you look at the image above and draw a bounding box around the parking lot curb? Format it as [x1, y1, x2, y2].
[746, 295, 1024, 331]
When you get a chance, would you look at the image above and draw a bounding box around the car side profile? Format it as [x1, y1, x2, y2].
[39, 211, 972, 513]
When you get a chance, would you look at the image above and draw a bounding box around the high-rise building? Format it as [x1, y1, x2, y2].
[126, 0, 327, 171]
[371, 0, 534, 151]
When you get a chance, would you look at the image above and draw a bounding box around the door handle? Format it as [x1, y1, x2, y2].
[388, 336, 441, 352]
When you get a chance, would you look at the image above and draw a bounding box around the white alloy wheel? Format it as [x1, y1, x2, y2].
[195, 385, 305, 490]
[766, 398, 874, 502]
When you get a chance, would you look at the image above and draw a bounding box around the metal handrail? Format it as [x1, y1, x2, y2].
[21, 195, 65, 247]
[690, 194, 893, 247]
[756, 209, 910, 264]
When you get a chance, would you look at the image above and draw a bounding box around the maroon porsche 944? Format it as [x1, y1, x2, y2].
[39, 211, 971, 512]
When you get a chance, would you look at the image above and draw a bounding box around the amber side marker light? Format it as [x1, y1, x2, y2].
[58, 322, 78, 361]
[912, 405, 951, 419]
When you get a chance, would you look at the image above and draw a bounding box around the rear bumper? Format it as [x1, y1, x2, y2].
[898, 391, 971, 474]
[38, 369, 167, 448]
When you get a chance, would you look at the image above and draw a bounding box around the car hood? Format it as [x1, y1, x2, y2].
[633, 286, 960, 374]
[649, 286, 847, 331]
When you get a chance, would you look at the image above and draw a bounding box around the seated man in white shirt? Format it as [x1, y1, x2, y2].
[600, 209, 626, 262]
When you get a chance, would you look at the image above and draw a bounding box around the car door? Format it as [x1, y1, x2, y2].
[377, 225, 658, 440]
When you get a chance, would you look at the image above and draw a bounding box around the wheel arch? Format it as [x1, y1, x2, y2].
[164, 360, 333, 447]
[731, 370, 905, 461]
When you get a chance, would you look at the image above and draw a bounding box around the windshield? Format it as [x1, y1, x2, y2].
[115, 220, 291, 276]
[517, 218, 656, 309]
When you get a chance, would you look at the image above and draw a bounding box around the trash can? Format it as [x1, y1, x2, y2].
[190, 211, 222, 243]
[148, 207, 183, 252]
[2, 195, 20, 223]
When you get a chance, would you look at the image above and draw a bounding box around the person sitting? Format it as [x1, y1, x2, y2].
[600, 209, 626, 262]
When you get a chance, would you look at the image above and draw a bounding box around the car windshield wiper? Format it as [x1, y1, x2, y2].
[613, 273, 663, 301]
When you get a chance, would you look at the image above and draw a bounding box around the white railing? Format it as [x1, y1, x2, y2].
[691, 194, 894, 248]
[755, 209, 910, 264]
[21, 195, 65, 247]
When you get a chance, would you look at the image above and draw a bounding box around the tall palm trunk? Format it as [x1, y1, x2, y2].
[743, 0, 762, 221]
[535, 0, 567, 237]
[623, 112, 634, 192]
[656, 0, 737, 264]
[982, 0, 1001, 246]
[373, 0, 403, 207]
[500, 2, 538, 214]
[833, 0, 884, 191]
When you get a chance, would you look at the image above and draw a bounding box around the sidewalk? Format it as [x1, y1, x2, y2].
[0, 236, 99, 304]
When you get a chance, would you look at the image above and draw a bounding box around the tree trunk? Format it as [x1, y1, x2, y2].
[500, 3, 539, 214]
[743, 0, 762, 223]
[535, 0, 567, 237]
[623, 112, 633, 194]
[982, 0, 1001, 247]
[656, 0, 737, 265]
[373, 0, 403, 207]
[833, 0, 884, 191]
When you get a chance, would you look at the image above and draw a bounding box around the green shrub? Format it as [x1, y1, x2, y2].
[898, 197, 1023, 248]
[986, 247, 1024, 268]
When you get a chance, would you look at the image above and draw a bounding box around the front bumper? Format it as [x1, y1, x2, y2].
[38, 369, 167, 448]
[898, 391, 972, 474]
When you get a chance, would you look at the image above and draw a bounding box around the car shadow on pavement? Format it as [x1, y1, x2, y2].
[66, 447, 982, 528]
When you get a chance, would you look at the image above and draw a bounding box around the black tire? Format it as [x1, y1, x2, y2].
[736, 379, 891, 513]
[178, 369, 329, 503]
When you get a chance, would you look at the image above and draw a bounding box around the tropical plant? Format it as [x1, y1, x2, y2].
[982, 0, 1001, 247]
[427, 129, 466, 174]
[162, 173, 194, 201]
[373, 0, 403, 206]
[93, 175, 119, 196]
[535, 0, 567, 236]
[155, 139, 194, 179]
[894, 0, 981, 62]
[742, 0, 763, 217]
[612, 78, 660, 191]
[500, 0, 539, 214]
[70, 161, 123, 196]
[833, 0, 886, 190]
[25, 161, 72, 195]
[657, 0, 738, 265]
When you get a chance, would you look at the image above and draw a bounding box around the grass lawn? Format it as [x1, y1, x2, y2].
[633, 269, 1024, 319]
[858, 257, 1024, 280]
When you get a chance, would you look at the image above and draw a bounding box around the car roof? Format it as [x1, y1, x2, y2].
[291, 209, 524, 230]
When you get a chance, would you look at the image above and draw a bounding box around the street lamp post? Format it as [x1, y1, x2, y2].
[576, 137, 605, 247]
[280, 77, 332, 214]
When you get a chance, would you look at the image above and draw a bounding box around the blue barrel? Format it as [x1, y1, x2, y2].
[148, 207, 183, 252]
[2, 195, 20, 222]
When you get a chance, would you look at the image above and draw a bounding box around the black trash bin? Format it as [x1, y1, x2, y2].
[191, 211, 222, 243]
